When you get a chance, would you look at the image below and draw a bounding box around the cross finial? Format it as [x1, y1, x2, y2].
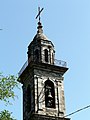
[36, 7, 44, 23]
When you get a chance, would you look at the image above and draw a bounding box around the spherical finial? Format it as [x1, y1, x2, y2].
[37, 22, 43, 33]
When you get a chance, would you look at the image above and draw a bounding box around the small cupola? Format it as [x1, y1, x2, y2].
[33, 22, 48, 41]
[27, 20, 55, 65]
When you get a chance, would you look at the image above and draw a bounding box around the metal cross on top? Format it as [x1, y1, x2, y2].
[36, 7, 44, 23]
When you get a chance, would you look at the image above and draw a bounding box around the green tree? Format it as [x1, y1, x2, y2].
[0, 73, 19, 120]
[0, 73, 19, 103]
[0, 110, 16, 120]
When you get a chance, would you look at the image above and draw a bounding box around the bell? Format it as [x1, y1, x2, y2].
[48, 94, 53, 98]
[48, 90, 53, 98]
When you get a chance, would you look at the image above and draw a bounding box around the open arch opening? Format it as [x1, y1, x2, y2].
[45, 79, 55, 108]
[44, 49, 48, 62]
[35, 49, 39, 62]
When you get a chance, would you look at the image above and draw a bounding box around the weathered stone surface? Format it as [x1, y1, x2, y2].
[30, 114, 70, 120]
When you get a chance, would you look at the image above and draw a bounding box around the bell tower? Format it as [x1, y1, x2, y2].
[18, 7, 70, 120]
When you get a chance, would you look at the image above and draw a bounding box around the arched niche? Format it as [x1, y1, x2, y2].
[27, 85, 31, 112]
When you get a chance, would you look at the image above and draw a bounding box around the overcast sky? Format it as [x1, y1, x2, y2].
[0, 0, 90, 120]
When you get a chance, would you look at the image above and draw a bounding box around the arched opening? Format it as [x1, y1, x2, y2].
[35, 49, 39, 62]
[45, 79, 55, 108]
[27, 85, 31, 112]
[44, 49, 48, 62]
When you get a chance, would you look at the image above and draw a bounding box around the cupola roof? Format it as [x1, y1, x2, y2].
[33, 22, 48, 41]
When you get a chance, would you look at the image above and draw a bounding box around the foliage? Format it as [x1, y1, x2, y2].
[0, 73, 20, 120]
[0, 110, 16, 120]
[0, 73, 19, 103]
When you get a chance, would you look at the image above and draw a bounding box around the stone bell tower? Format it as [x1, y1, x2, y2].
[18, 7, 70, 120]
